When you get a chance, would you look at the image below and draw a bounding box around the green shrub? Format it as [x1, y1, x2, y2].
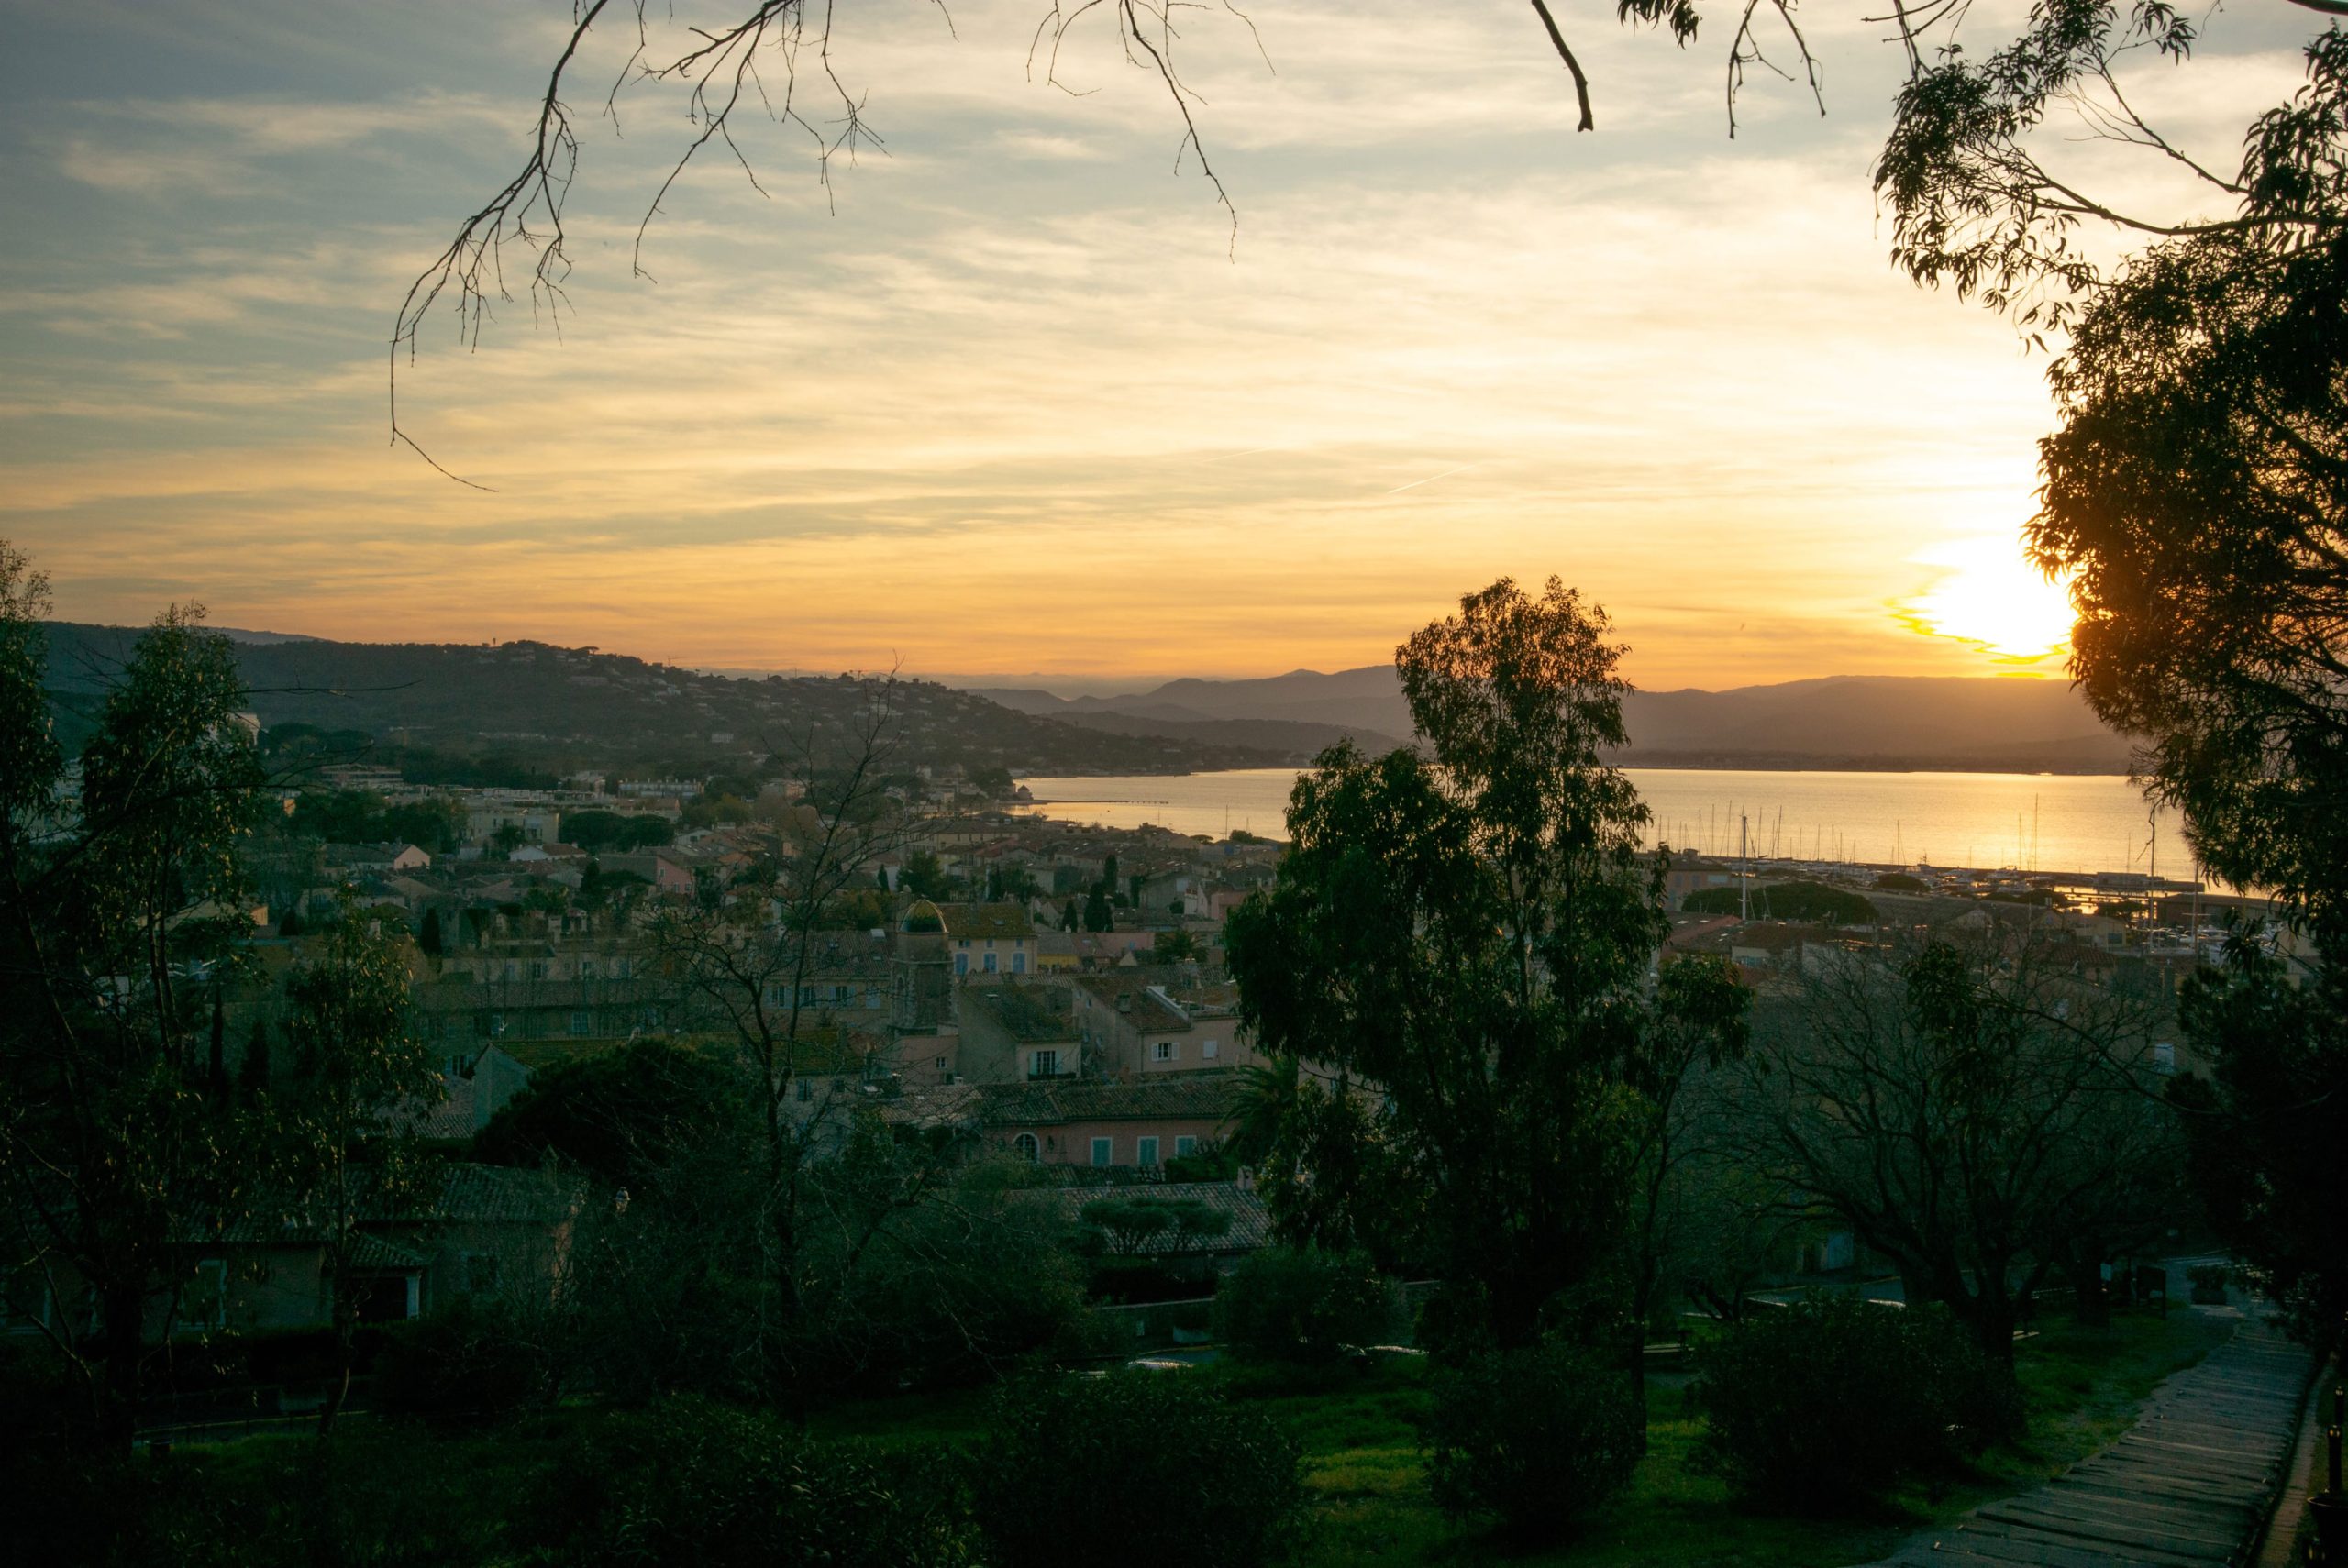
[523, 1396, 975, 1567]
[6, 1428, 510, 1568]
[1213, 1245, 1402, 1364]
[1422, 1340, 1643, 1541]
[373, 1301, 555, 1429]
[1693, 1297, 2018, 1509]
[973, 1373, 1303, 1568]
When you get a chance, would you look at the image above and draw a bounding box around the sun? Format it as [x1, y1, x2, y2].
[1896, 534, 2077, 667]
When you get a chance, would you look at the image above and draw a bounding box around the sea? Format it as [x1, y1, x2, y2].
[1013, 767, 2198, 882]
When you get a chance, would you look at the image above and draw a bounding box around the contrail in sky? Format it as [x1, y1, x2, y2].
[1387, 463, 1475, 495]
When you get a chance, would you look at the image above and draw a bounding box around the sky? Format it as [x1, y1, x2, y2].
[0, 1, 2322, 693]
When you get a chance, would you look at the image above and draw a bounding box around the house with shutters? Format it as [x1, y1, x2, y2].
[914, 900, 1038, 978]
[979, 1077, 1241, 1171]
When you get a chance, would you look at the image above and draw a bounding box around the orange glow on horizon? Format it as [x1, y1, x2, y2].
[1895, 535, 2077, 671]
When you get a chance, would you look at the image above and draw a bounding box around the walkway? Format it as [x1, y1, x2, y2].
[1873, 1316, 2316, 1568]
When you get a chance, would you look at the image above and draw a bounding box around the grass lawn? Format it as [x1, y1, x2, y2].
[1279, 1307, 2232, 1568]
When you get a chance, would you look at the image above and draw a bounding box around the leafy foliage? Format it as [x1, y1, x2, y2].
[473, 1036, 743, 1185]
[972, 1373, 1303, 1568]
[2172, 933, 2348, 1335]
[524, 1397, 976, 1568]
[0, 585, 270, 1443]
[1230, 579, 1747, 1348]
[1693, 1296, 2021, 1509]
[1213, 1246, 1401, 1364]
[373, 1299, 558, 1430]
[1079, 1195, 1233, 1256]
[1423, 1340, 1643, 1541]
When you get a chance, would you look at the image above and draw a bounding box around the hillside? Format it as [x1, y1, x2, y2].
[973, 668, 2138, 774]
[40, 624, 1289, 778]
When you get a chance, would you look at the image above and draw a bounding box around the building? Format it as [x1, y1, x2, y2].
[980, 1077, 1241, 1169]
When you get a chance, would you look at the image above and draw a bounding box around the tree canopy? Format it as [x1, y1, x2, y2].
[1229, 579, 1747, 1350]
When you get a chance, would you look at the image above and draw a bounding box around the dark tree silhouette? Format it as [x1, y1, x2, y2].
[1229, 579, 1746, 1352]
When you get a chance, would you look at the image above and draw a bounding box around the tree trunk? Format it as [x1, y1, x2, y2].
[1966, 1293, 2018, 1369]
[316, 1283, 356, 1439]
[98, 1283, 144, 1450]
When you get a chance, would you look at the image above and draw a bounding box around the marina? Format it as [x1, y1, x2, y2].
[1015, 767, 2209, 887]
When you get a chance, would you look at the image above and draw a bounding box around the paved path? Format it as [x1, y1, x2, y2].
[1871, 1316, 2315, 1568]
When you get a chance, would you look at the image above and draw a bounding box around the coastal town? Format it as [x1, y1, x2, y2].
[37, 713, 2271, 1352]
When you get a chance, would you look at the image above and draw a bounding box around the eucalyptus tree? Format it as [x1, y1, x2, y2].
[1227, 579, 1747, 1352]
[0, 549, 269, 1445]
[270, 895, 444, 1435]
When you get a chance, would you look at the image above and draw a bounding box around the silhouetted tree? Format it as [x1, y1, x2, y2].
[272, 896, 443, 1435]
[2172, 931, 2348, 1336]
[1737, 932, 2179, 1365]
[475, 1037, 743, 1186]
[0, 564, 269, 1446]
[1229, 579, 1747, 1352]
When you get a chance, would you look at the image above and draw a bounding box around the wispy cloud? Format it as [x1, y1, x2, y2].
[0, 0, 2325, 682]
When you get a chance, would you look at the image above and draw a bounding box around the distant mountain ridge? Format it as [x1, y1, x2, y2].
[38, 624, 1292, 776]
[973, 668, 2138, 774]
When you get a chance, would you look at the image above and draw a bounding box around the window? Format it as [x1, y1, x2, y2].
[796, 1080, 814, 1103]
[983, 952, 999, 974]
[1175, 1136, 1197, 1158]
[569, 1010, 595, 1036]
[579, 957, 598, 979]
[934, 1055, 949, 1073]
[1012, 953, 1026, 974]
[1013, 1132, 1039, 1162]
[526, 960, 549, 980]
[1136, 1136, 1160, 1167]
[1029, 1049, 1059, 1078]
[955, 954, 969, 976]
[1151, 1041, 1176, 1064]
[1202, 1039, 1219, 1060]
[613, 956, 633, 978]
[1090, 1137, 1113, 1167]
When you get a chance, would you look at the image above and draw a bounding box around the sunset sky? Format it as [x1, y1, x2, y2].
[0, 1, 2318, 691]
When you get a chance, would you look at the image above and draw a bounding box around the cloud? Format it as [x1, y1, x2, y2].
[2, 0, 2321, 684]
